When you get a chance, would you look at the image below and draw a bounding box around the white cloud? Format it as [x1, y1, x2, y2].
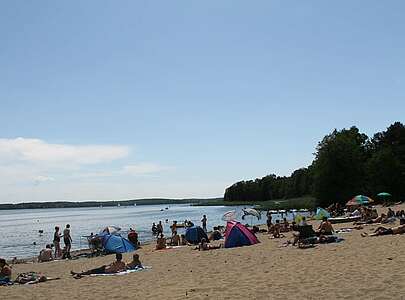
[0, 138, 129, 165]
[123, 163, 169, 175]
[0, 138, 175, 202]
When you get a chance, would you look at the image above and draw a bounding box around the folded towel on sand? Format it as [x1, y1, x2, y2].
[90, 266, 151, 277]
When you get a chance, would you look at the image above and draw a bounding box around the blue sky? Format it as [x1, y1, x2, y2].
[0, 1, 404, 203]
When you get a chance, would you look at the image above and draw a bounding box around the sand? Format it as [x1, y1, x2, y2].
[1, 204, 405, 300]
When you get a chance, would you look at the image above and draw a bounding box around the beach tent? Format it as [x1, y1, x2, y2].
[224, 221, 260, 248]
[102, 234, 136, 253]
[314, 207, 331, 220]
[185, 226, 208, 244]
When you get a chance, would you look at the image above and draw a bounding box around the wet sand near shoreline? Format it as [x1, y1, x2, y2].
[1, 205, 405, 300]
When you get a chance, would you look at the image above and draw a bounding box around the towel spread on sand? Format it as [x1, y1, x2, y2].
[90, 266, 151, 276]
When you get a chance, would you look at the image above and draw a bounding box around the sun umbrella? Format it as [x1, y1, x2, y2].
[222, 210, 237, 221]
[377, 192, 392, 197]
[346, 195, 374, 206]
[242, 208, 261, 220]
[100, 225, 121, 235]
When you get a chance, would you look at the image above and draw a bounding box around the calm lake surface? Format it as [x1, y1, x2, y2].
[0, 204, 307, 259]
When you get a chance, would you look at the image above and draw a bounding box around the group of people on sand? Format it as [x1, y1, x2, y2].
[70, 253, 143, 279]
[153, 215, 209, 250]
[37, 224, 72, 263]
[266, 212, 295, 238]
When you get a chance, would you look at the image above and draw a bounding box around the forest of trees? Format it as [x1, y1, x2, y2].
[224, 122, 405, 207]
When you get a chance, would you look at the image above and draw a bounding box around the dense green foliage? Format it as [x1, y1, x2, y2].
[224, 122, 405, 207]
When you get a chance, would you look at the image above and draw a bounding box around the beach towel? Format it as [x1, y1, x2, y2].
[90, 266, 151, 276]
[153, 245, 185, 251]
[0, 278, 13, 286]
[336, 228, 353, 234]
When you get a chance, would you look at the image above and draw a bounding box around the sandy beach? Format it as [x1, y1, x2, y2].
[1, 204, 405, 300]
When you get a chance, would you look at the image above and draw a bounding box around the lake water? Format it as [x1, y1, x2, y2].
[0, 204, 308, 259]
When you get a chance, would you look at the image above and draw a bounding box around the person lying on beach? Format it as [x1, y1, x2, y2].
[198, 238, 221, 251]
[0, 258, 12, 282]
[317, 217, 334, 235]
[361, 224, 405, 237]
[156, 233, 167, 250]
[70, 253, 126, 278]
[355, 213, 387, 225]
[15, 271, 60, 284]
[38, 244, 54, 262]
[126, 254, 143, 270]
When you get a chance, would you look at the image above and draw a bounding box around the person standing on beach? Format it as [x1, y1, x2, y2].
[53, 226, 62, 258]
[63, 224, 72, 259]
[157, 221, 163, 235]
[201, 215, 207, 232]
[266, 212, 272, 232]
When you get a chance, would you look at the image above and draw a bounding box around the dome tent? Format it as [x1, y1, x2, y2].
[224, 221, 260, 248]
[185, 226, 208, 245]
[102, 234, 136, 253]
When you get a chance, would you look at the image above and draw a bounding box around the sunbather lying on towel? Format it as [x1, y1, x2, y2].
[70, 253, 126, 278]
[361, 224, 405, 237]
[15, 272, 60, 284]
[199, 238, 221, 251]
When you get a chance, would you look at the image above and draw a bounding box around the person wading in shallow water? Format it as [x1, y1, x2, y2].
[63, 224, 72, 259]
[201, 215, 207, 232]
[53, 226, 62, 258]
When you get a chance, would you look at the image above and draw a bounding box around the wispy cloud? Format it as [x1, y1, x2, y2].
[0, 138, 129, 165]
[122, 163, 170, 175]
[0, 138, 171, 201]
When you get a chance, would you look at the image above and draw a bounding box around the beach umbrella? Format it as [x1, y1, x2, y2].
[241, 208, 261, 225]
[346, 195, 374, 206]
[222, 210, 237, 221]
[100, 225, 121, 235]
[242, 208, 261, 220]
[377, 192, 392, 198]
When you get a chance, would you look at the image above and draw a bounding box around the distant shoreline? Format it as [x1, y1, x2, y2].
[0, 197, 223, 210]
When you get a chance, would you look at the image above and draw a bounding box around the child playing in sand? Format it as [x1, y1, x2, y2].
[126, 254, 143, 270]
[0, 258, 12, 282]
[156, 233, 167, 250]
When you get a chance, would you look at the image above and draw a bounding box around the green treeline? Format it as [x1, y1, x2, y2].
[224, 122, 405, 207]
